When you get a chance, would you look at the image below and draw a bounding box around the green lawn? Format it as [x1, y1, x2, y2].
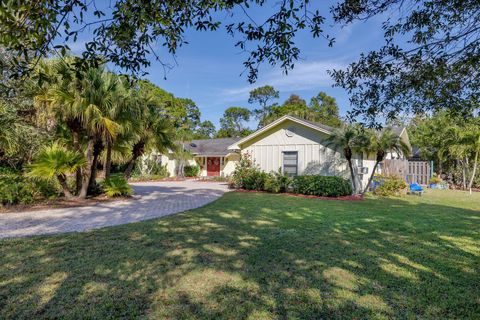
[1, 190, 479, 319]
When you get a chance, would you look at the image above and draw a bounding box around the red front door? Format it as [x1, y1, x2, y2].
[207, 157, 221, 176]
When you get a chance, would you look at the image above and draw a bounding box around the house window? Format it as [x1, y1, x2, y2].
[283, 151, 298, 177]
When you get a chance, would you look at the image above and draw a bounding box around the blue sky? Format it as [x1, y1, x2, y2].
[66, 1, 388, 129]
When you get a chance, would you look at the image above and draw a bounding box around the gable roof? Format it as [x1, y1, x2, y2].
[183, 137, 242, 156]
[227, 114, 410, 151]
[228, 115, 334, 150]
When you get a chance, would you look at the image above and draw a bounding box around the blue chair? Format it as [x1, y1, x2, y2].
[409, 183, 423, 196]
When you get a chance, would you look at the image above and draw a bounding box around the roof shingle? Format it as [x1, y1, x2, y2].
[183, 137, 242, 156]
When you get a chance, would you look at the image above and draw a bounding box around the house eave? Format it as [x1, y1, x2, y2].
[228, 115, 333, 150]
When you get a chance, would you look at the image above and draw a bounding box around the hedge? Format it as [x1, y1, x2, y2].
[184, 165, 201, 177]
[292, 175, 352, 197]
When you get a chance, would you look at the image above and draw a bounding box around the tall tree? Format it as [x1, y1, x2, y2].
[35, 59, 123, 198]
[34, 57, 86, 193]
[123, 102, 175, 180]
[217, 107, 252, 138]
[193, 120, 216, 139]
[325, 125, 364, 193]
[466, 123, 480, 191]
[309, 92, 342, 127]
[248, 85, 279, 128]
[77, 68, 122, 198]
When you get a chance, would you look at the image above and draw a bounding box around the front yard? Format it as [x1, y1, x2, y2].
[1, 190, 479, 319]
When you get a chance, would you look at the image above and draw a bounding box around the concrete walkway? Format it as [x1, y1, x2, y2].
[0, 181, 229, 239]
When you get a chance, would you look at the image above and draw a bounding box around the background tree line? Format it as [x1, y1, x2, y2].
[215, 85, 343, 138]
[408, 111, 480, 190]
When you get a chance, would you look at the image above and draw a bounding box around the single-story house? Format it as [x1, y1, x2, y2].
[144, 115, 411, 189]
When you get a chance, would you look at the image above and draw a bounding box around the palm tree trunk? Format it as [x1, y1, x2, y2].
[124, 141, 145, 180]
[88, 140, 104, 193]
[72, 130, 82, 195]
[57, 174, 74, 199]
[124, 156, 138, 180]
[105, 140, 112, 180]
[362, 160, 381, 195]
[347, 159, 356, 194]
[468, 150, 479, 190]
[78, 138, 95, 199]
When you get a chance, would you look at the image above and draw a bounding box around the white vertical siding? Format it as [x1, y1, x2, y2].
[241, 120, 349, 178]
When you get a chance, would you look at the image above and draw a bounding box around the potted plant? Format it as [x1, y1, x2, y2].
[429, 174, 442, 189]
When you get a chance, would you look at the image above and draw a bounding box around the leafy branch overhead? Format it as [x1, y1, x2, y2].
[0, 0, 329, 83]
[1, 0, 479, 124]
[329, 0, 480, 124]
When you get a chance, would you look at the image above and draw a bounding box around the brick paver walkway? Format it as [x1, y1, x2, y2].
[0, 181, 229, 239]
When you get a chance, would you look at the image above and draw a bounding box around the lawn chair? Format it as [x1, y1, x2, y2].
[409, 183, 424, 196]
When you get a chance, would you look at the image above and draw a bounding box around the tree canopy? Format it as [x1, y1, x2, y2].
[1, 1, 480, 123]
[216, 107, 252, 138]
[329, 0, 480, 124]
[251, 89, 343, 127]
[409, 111, 480, 189]
[0, 1, 328, 83]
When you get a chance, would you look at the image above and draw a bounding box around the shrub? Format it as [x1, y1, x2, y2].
[374, 175, 407, 196]
[292, 175, 352, 197]
[429, 174, 442, 184]
[242, 169, 268, 191]
[132, 158, 169, 178]
[231, 153, 255, 189]
[184, 164, 200, 177]
[102, 176, 133, 197]
[264, 171, 292, 193]
[0, 168, 59, 205]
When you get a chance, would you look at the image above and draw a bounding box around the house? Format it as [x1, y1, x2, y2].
[154, 137, 242, 177]
[148, 115, 411, 188]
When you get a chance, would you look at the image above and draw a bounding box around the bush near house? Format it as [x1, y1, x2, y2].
[292, 175, 353, 197]
[184, 164, 201, 177]
[242, 169, 269, 191]
[373, 175, 407, 196]
[232, 153, 351, 197]
[264, 170, 292, 193]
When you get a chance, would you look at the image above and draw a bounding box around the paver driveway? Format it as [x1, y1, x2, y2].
[0, 181, 229, 239]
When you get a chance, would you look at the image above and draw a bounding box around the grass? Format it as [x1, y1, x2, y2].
[1, 190, 479, 319]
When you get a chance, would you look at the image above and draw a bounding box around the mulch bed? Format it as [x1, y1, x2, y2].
[235, 189, 364, 201]
[129, 177, 229, 183]
[0, 195, 133, 213]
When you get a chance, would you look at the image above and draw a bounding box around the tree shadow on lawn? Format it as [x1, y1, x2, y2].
[1, 192, 479, 319]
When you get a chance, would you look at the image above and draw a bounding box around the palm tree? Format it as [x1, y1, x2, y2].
[325, 125, 363, 193]
[29, 143, 85, 199]
[78, 68, 123, 197]
[103, 79, 139, 180]
[36, 60, 123, 198]
[361, 128, 411, 195]
[123, 102, 175, 180]
[466, 123, 480, 191]
[34, 57, 86, 193]
[448, 121, 480, 190]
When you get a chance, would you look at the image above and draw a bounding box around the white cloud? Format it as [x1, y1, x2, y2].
[220, 59, 348, 102]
